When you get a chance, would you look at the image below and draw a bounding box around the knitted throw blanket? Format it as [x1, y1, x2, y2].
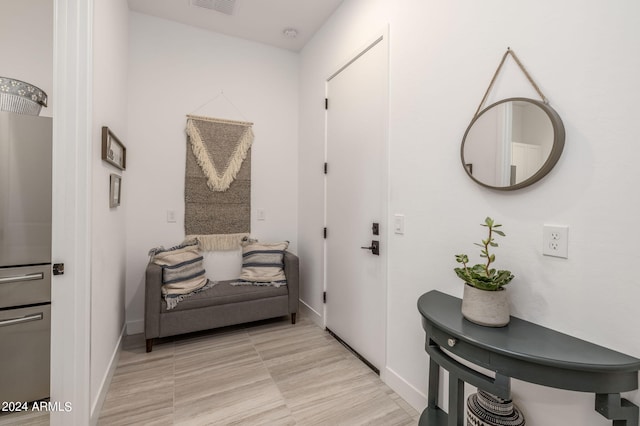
[185, 115, 253, 251]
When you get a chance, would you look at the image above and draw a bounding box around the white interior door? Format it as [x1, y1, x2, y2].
[511, 142, 542, 183]
[325, 34, 388, 371]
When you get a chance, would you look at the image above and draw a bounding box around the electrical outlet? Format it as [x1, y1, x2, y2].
[543, 225, 568, 258]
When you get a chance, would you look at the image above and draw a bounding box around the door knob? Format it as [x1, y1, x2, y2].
[360, 240, 380, 256]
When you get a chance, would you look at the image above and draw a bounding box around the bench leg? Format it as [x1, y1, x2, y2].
[146, 338, 153, 353]
[291, 313, 296, 324]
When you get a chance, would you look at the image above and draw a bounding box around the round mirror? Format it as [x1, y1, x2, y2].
[461, 98, 565, 190]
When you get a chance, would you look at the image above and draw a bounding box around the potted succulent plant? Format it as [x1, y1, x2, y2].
[454, 217, 514, 327]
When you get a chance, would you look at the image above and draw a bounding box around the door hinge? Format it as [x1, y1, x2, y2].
[325, 98, 328, 110]
[323, 227, 327, 239]
[323, 291, 327, 303]
[324, 162, 328, 174]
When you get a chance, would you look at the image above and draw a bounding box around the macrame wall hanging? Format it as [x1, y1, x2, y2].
[184, 114, 254, 251]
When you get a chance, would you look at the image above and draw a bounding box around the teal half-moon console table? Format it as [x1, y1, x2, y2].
[417, 290, 640, 425]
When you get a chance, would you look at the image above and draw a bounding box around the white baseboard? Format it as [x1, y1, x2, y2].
[299, 299, 323, 326]
[384, 365, 428, 413]
[90, 323, 125, 425]
[126, 319, 144, 335]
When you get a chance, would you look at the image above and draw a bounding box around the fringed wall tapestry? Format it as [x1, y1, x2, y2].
[184, 114, 254, 251]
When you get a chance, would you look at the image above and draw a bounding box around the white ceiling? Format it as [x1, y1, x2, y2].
[128, 0, 344, 52]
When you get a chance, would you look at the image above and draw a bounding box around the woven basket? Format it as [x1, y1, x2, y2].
[0, 77, 48, 116]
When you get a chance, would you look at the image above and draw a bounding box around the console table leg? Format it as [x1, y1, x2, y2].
[595, 393, 639, 426]
[428, 357, 440, 408]
[448, 373, 464, 426]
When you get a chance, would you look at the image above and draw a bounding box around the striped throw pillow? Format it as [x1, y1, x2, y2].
[239, 241, 289, 283]
[151, 240, 207, 295]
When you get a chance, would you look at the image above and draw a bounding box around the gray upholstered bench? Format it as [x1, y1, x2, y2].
[144, 251, 299, 352]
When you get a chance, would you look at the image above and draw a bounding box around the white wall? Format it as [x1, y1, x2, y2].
[0, 0, 53, 117]
[299, 0, 640, 424]
[125, 12, 299, 331]
[90, 0, 129, 419]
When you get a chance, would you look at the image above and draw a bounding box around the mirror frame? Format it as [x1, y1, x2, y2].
[460, 97, 565, 191]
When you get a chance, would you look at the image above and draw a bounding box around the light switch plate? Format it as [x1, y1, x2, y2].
[394, 214, 405, 234]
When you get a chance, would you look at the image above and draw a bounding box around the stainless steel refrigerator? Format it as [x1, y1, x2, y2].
[0, 111, 51, 403]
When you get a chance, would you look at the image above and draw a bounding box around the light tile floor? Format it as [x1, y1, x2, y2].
[100, 314, 420, 425]
[0, 314, 421, 425]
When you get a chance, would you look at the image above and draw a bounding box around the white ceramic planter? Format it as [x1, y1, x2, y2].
[461, 284, 510, 327]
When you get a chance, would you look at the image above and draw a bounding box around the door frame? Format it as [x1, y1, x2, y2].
[51, 0, 93, 423]
[322, 28, 390, 375]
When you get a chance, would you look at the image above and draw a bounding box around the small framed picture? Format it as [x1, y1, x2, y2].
[109, 174, 122, 208]
[102, 126, 126, 170]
